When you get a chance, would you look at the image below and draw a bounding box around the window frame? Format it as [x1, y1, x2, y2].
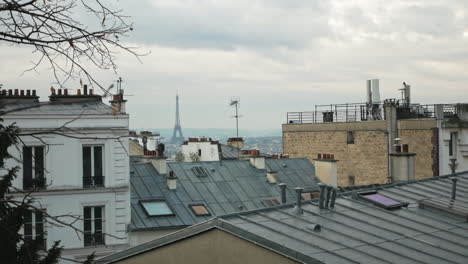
[24, 209, 47, 249]
[82, 145, 105, 188]
[139, 199, 175, 217]
[189, 203, 211, 217]
[22, 145, 46, 190]
[83, 205, 105, 247]
[358, 191, 408, 210]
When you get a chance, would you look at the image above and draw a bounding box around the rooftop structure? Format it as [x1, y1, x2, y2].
[97, 170, 468, 264]
[283, 81, 468, 186]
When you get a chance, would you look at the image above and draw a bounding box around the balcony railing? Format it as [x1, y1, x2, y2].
[83, 176, 105, 188]
[84, 232, 105, 246]
[23, 177, 47, 190]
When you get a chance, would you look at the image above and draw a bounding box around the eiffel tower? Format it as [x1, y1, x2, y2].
[171, 93, 185, 144]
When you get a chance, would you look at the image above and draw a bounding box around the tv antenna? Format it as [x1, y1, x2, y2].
[229, 97, 242, 138]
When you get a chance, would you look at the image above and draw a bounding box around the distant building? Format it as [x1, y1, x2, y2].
[97, 170, 468, 264]
[2, 87, 131, 262]
[283, 81, 468, 186]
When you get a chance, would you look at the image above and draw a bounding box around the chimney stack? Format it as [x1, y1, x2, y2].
[167, 171, 177, 190]
[314, 154, 338, 187]
[266, 171, 278, 184]
[0, 88, 40, 104]
[227, 137, 245, 149]
[390, 143, 416, 183]
[291, 187, 303, 215]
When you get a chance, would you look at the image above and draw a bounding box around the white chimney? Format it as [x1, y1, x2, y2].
[250, 156, 265, 170]
[167, 171, 177, 190]
[266, 171, 278, 184]
[314, 154, 338, 187]
[390, 145, 416, 182]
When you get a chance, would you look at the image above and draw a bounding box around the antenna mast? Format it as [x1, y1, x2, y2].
[229, 98, 241, 138]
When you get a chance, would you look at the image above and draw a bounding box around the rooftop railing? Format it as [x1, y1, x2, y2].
[286, 102, 459, 124]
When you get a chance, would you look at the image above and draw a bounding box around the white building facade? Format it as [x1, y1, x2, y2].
[2, 89, 130, 262]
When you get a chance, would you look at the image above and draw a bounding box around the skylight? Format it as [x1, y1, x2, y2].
[358, 191, 408, 210]
[192, 166, 209, 177]
[190, 204, 210, 216]
[140, 200, 174, 216]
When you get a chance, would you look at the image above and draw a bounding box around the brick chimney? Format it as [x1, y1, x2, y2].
[110, 90, 127, 114]
[227, 137, 245, 149]
[0, 89, 39, 104]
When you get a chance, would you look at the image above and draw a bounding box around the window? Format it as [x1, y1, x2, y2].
[140, 200, 174, 216]
[262, 199, 281, 207]
[83, 206, 105, 246]
[190, 204, 211, 216]
[192, 166, 209, 177]
[358, 191, 408, 210]
[82, 146, 104, 187]
[24, 210, 46, 249]
[198, 149, 202, 156]
[347, 131, 355, 144]
[23, 146, 46, 190]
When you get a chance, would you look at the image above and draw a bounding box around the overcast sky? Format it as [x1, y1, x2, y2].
[1, 0, 468, 130]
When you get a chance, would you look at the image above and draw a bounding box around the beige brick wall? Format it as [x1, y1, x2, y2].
[283, 120, 438, 186]
[283, 123, 388, 186]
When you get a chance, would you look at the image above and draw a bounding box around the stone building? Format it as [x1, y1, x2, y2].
[283, 99, 468, 187]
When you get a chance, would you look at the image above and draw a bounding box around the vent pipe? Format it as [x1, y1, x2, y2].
[329, 187, 338, 208]
[167, 171, 177, 190]
[291, 187, 303, 215]
[318, 183, 326, 209]
[451, 177, 458, 200]
[324, 185, 333, 208]
[279, 183, 287, 204]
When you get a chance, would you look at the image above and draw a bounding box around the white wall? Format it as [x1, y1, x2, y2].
[181, 142, 220, 161]
[439, 126, 468, 174]
[3, 112, 131, 263]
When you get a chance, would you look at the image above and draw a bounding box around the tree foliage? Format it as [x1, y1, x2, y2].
[0, 0, 141, 91]
[0, 119, 65, 264]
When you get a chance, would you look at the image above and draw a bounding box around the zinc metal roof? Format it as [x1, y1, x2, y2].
[129, 158, 319, 231]
[0, 101, 115, 116]
[103, 171, 468, 264]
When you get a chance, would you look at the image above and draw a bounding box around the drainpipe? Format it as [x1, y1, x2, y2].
[291, 187, 303, 215]
[279, 183, 287, 204]
[451, 177, 458, 200]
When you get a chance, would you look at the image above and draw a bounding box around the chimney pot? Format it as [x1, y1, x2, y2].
[83, 84, 88, 95]
[279, 183, 287, 204]
[402, 144, 409, 153]
[331, 154, 335, 160]
[64, 89, 68, 95]
[89, 89, 93, 95]
[14, 89, 18, 96]
[318, 153, 322, 159]
[20, 90, 24, 96]
[32, 90, 36, 96]
[292, 187, 304, 215]
[77, 89, 81, 95]
[8, 89, 13, 96]
[58, 89, 62, 95]
[26, 90, 31, 96]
